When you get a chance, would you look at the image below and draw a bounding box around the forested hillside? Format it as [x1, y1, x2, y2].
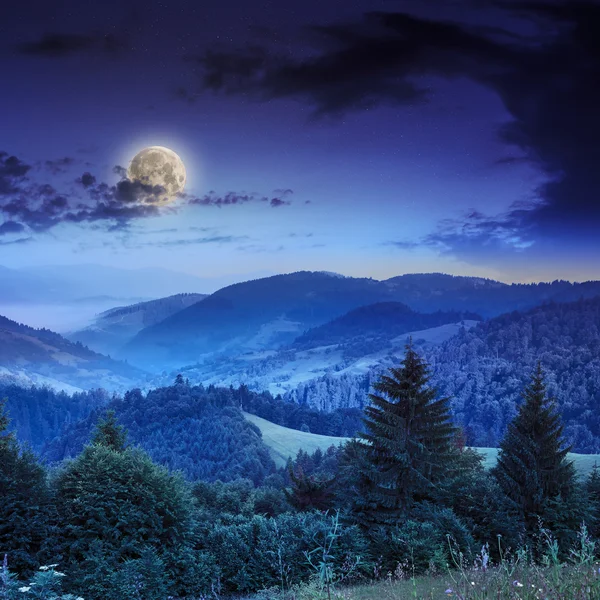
[43, 379, 276, 483]
[279, 297, 600, 453]
[0, 314, 145, 391]
[291, 302, 480, 352]
[0, 383, 109, 451]
[429, 297, 600, 451]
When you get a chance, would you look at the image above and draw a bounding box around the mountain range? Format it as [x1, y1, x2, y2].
[0, 313, 145, 392]
[3, 269, 600, 454]
[121, 271, 600, 370]
[68, 293, 207, 356]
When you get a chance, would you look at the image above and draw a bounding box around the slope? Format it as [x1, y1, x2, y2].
[243, 412, 350, 467]
[42, 382, 276, 483]
[292, 302, 481, 351]
[429, 296, 600, 452]
[69, 292, 207, 355]
[0, 313, 145, 392]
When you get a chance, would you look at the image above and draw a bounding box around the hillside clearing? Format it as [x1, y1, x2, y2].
[244, 413, 600, 475]
[243, 412, 349, 467]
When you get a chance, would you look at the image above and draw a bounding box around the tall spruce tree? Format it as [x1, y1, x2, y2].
[493, 363, 578, 536]
[354, 342, 456, 524]
[0, 399, 51, 575]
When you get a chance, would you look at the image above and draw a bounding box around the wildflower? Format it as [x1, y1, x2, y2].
[512, 580, 523, 588]
[18, 587, 31, 592]
[445, 589, 453, 596]
[471, 581, 475, 586]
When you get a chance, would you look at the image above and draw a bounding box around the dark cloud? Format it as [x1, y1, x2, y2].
[188, 1, 600, 257]
[19, 33, 93, 57]
[76, 172, 96, 188]
[0, 153, 31, 194]
[0, 153, 168, 234]
[269, 196, 290, 208]
[112, 179, 167, 204]
[112, 165, 127, 178]
[0, 237, 31, 246]
[188, 189, 293, 208]
[0, 221, 25, 236]
[384, 240, 420, 250]
[153, 235, 249, 247]
[191, 11, 509, 115]
[17, 32, 127, 58]
[0, 151, 296, 238]
[44, 157, 75, 174]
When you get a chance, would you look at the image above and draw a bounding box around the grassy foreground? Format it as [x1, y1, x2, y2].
[260, 552, 600, 600]
[244, 412, 600, 476]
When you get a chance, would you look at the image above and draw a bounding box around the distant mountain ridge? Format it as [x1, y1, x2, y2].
[122, 271, 399, 368]
[122, 271, 600, 370]
[69, 293, 207, 355]
[0, 313, 146, 392]
[292, 301, 481, 350]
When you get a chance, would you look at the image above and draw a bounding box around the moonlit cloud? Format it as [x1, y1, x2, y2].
[0, 151, 296, 239]
[186, 189, 293, 208]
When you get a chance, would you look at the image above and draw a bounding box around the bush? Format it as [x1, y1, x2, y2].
[163, 546, 220, 598]
[203, 512, 368, 593]
[51, 444, 194, 597]
[368, 507, 473, 576]
[108, 548, 168, 600]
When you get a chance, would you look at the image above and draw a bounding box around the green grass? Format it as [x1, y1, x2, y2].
[243, 412, 350, 467]
[244, 412, 600, 475]
[473, 447, 600, 477]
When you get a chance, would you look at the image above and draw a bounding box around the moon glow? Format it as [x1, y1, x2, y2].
[127, 146, 186, 202]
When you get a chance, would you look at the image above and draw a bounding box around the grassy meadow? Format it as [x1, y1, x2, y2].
[244, 413, 600, 476]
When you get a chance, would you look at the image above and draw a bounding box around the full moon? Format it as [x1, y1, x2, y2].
[127, 146, 186, 202]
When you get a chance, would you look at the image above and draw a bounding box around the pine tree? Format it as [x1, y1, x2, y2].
[284, 466, 336, 511]
[586, 464, 600, 537]
[90, 410, 127, 452]
[0, 398, 51, 575]
[354, 343, 456, 524]
[493, 363, 578, 536]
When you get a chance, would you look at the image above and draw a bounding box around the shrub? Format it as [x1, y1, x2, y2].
[51, 444, 194, 597]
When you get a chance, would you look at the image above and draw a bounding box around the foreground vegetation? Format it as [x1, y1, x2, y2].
[2, 344, 600, 598]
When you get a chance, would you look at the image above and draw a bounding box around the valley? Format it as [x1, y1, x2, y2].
[3, 269, 600, 600]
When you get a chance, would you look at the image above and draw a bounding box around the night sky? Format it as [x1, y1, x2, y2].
[1, 0, 599, 284]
